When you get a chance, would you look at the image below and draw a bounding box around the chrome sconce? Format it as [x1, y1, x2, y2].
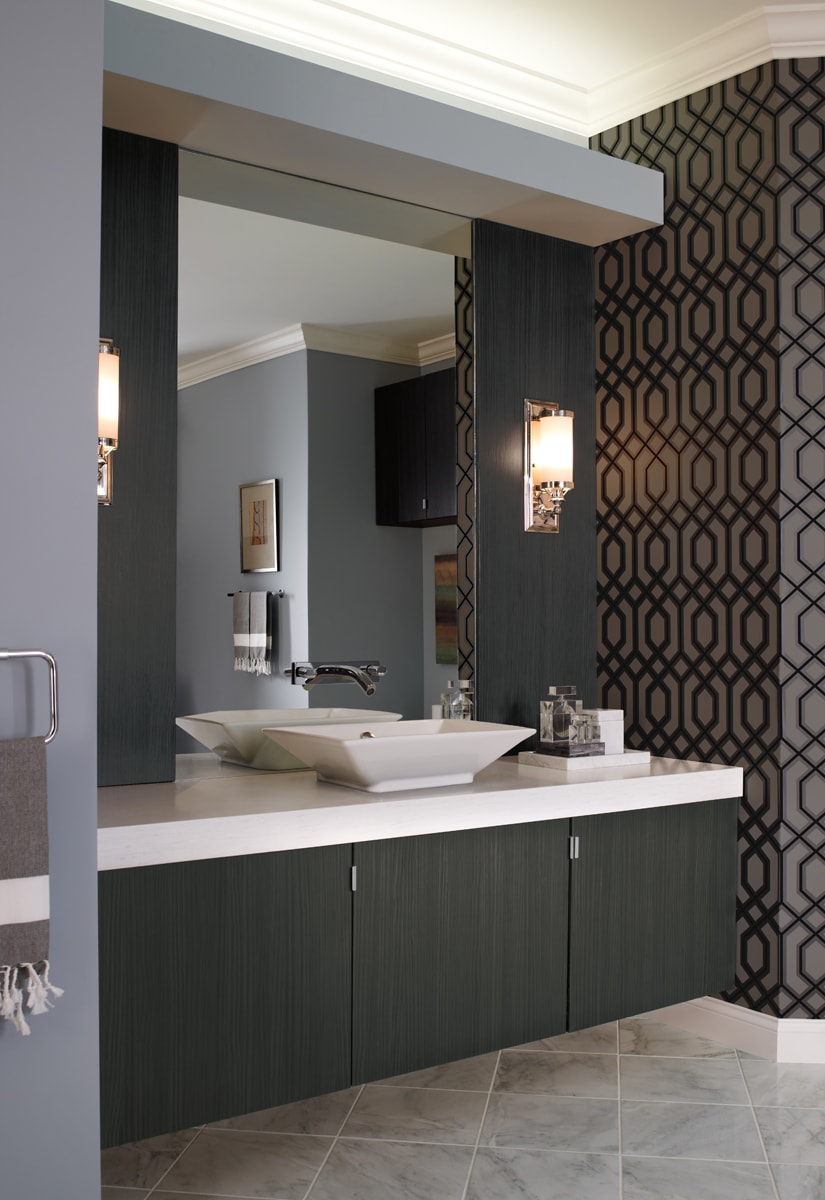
[98, 338, 120, 505]
[524, 399, 574, 534]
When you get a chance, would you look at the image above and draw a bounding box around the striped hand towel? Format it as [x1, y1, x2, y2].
[0, 737, 63, 1035]
[233, 591, 274, 676]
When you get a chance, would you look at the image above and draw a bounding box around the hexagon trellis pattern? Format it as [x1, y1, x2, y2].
[775, 59, 825, 1018]
[594, 60, 825, 1019]
[454, 257, 475, 682]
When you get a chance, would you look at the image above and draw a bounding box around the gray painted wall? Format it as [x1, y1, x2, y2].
[176, 353, 310, 744]
[307, 351, 426, 719]
[0, 1, 102, 1194]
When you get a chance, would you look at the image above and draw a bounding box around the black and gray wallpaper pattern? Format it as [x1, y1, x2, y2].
[594, 60, 825, 1017]
[455, 257, 476, 682]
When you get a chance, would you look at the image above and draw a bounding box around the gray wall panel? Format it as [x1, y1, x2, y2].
[0, 1, 103, 1193]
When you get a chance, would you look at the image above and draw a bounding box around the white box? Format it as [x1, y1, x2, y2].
[581, 708, 624, 755]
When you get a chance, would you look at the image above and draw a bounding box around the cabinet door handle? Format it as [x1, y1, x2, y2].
[422, 498, 428, 510]
[569, 835, 580, 860]
[351, 865, 357, 891]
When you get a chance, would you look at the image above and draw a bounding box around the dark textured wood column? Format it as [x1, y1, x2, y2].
[472, 219, 596, 735]
[98, 128, 178, 784]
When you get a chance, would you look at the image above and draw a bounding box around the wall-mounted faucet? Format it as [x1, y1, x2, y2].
[285, 661, 387, 697]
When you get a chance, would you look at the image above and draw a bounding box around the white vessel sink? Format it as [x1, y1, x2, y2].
[176, 708, 402, 771]
[261, 719, 535, 792]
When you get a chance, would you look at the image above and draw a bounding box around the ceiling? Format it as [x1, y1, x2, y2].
[145, 0, 824, 380]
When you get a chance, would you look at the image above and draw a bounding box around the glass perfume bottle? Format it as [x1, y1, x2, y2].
[441, 680, 474, 720]
[539, 685, 577, 745]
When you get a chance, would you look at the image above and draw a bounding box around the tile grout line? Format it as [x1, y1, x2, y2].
[302, 1083, 365, 1200]
[143, 1125, 206, 1197]
[458, 1048, 502, 1200]
[735, 1047, 782, 1200]
[617, 1022, 624, 1200]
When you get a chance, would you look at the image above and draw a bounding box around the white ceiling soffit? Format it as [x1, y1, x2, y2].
[111, 1, 825, 139]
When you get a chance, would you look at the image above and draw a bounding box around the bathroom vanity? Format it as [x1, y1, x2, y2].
[97, 755, 741, 1147]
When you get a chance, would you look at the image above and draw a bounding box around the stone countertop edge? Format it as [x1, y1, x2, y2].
[97, 755, 744, 872]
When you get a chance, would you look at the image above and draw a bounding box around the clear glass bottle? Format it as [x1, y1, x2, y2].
[441, 679, 474, 720]
[539, 685, 577, 745]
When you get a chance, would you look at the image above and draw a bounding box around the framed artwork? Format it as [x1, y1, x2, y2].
[434, 553, 458, 664]
[239, 479, 279, 573]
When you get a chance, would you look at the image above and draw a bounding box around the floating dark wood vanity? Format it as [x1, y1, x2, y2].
[97, 755, 740, 1147]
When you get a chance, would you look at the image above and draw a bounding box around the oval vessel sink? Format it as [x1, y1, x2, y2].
[176, 708, 402, 771]
[261, 718, 534, 792]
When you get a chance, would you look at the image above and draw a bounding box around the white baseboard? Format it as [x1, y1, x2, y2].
[644, 996, 825, 1063]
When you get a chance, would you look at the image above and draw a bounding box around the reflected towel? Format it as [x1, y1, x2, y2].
[0, 737, 63, 1034]
[233, 591, 275, 676]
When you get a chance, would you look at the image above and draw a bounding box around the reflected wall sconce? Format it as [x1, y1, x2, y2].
[524, 399, 574, 534]
[98, 338, 120, 505]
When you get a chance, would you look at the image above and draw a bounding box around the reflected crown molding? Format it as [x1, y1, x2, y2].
[114, 1, 825, 137]
[177, 323, 455, 389]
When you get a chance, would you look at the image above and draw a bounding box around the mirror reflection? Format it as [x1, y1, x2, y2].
[175, 157, 465, 748]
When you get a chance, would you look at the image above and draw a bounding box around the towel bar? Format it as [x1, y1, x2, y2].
[227, 590, 285, 598]
[0, 649, 58, 743]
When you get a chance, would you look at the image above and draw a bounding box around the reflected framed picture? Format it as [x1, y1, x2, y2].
[434, 553, 458, 665]
[240, 478, 279, 573]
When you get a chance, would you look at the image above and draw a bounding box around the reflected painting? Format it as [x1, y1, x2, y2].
[240, 478, 279, 572]
[435, 553, 458, 665]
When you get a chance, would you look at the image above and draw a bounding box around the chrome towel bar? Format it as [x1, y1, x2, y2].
[0, 649, 58, 743]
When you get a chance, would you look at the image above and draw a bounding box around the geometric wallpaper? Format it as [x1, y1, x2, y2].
[455, 256, 476, 683]
[594, 60, 825, 1018]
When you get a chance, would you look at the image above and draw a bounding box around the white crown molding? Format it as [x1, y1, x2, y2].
[178, 323, 456, 388]
[646, 995, 825, 1064]
[177, 324, 306, 388]
[115, 1, 825, 138]
[591, 5, 825, 133]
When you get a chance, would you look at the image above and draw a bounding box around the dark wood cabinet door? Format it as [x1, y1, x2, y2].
[374, 368, 456, 526]
[99, 845, 352, 1147]
[568, 798, 738, 1031]
[352, 821, 569, 1083]
[423, 366, 457, 522]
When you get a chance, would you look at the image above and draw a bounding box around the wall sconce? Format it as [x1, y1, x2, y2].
[524, 399, 574, 534]
[98, 338, 120, 506]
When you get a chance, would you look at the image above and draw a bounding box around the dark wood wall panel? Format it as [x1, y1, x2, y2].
[98, 128, 178, 785]
[472, 220, 597, 735]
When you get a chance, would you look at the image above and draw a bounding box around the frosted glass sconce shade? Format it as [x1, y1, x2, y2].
[98, 338, 120, 505]
[525, 399, 574, 534]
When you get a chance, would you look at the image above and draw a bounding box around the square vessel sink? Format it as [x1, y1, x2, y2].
[176, 708, 402, 771]
[261, 719, 535, 792]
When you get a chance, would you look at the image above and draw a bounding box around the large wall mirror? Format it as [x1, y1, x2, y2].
[175, 150, 472, 747]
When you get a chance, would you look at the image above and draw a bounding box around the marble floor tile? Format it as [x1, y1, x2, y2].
[101, 1190, 151, 1199]
[100, 1128, 201, 1190]
[742, 1059, 825, 1108]
[375, 1051, 498, 1092]
[307, 1137, 473, 1200]
[495, 1050, 618, 1098]
[208, 1087, 362, 1136]
[466, 1147, 620, 1200]
[756, 1105, 825, 1165]
[621, 1101, 765, 1161]
[618, 1017, 737, 1059]
[340, 1083, 487, 1144]
[622, 1155, 777, 1200]
[157, 1129, 333, 1198]
[513, 1023, 619, 1055]
[772, 1163, 825, 1199]
[620, 1054, 749, 1104]
[480, 1092, 619, 1153]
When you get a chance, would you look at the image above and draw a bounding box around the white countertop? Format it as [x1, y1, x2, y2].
[97, 753, 743, 871]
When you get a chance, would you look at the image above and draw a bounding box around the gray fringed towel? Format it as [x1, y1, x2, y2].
[0, 737, 63, 1034]
[233, 591, 275, 676]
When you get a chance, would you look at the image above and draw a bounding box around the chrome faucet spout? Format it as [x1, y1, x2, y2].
[285, 661, 387, 696]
